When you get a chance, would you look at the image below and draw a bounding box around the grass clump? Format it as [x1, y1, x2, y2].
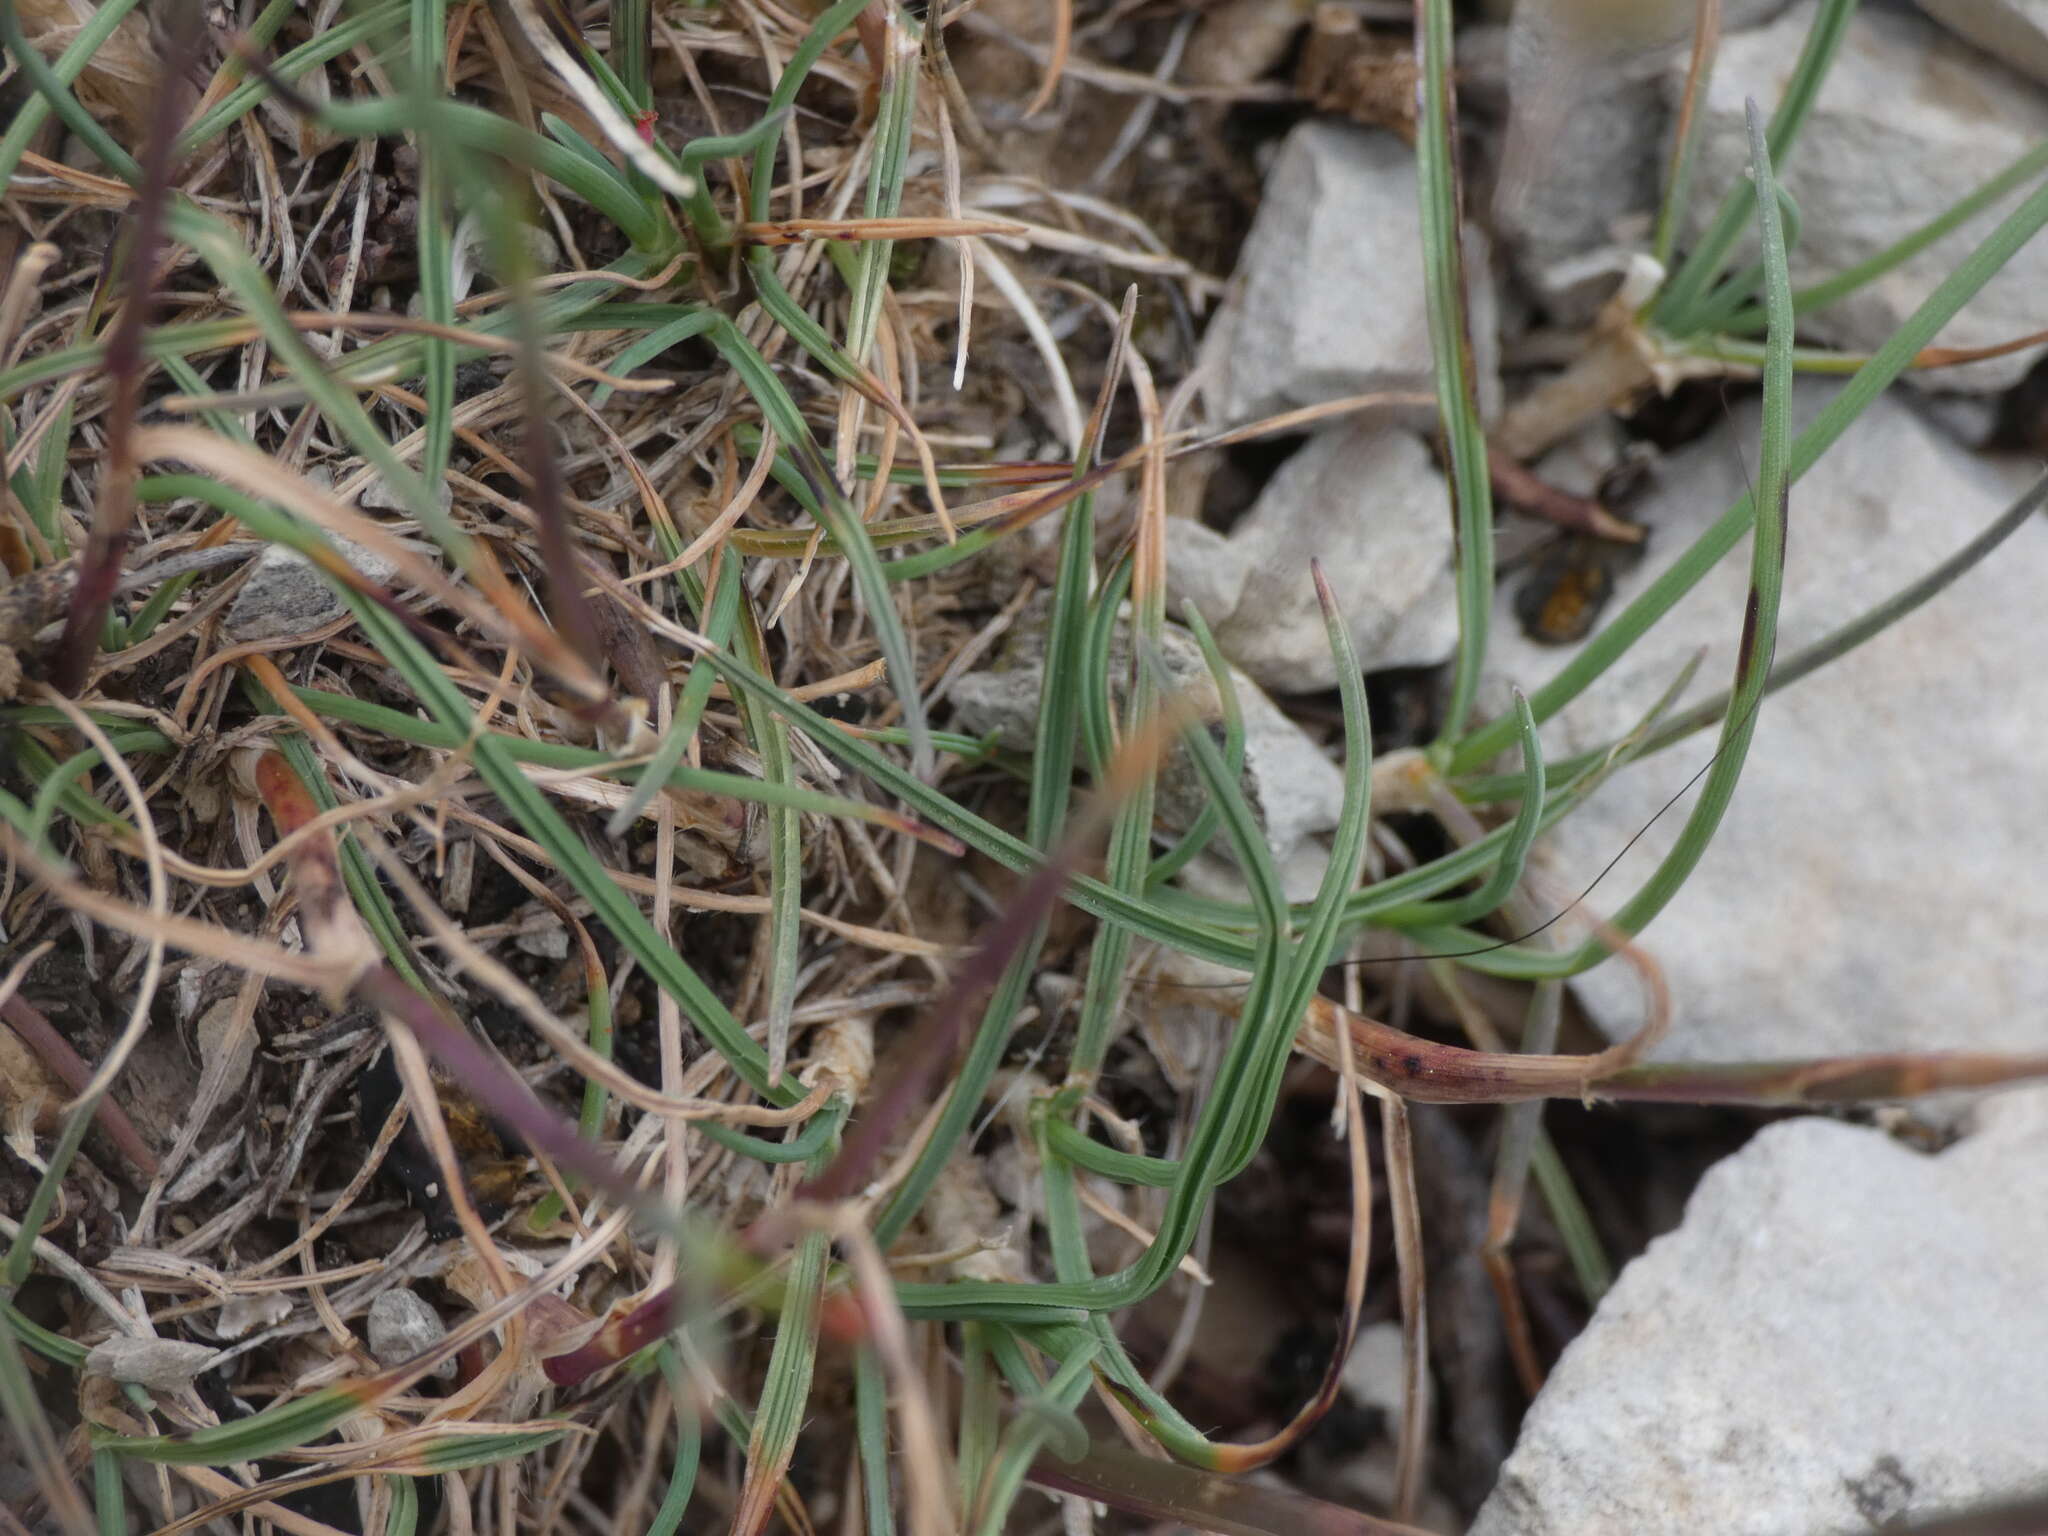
[2, 1, 2046, 1533]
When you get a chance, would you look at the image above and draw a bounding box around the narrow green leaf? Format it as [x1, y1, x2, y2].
[1415, 0, 1496, 747]
[1653, 0, 1859, 330]
[1449, 157, 2048, 775]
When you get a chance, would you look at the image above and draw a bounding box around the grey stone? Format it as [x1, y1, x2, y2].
[1494, 0, 1795, 324]
[1916, 0, 2048, 89]
[214, 1291, 292, 1340]
[948, 607, 1348, 882]
[1174, 425, 1460, 691]
[225, 533, 410, 641]
[1672, 0, 2048, 392]
[1162, 520, 1246, 634]
[1472, 1098, 2048, 1535]
[1483, 382, 2048, 1063]
[1177, 839, 1339, 907]
[1201, 121, 1498, 426]
[366, 1287, 456, 1379]
[1338, 1320, 1406, 1422]
[1532, 416, 1629, 500]
[514, 922, 571, 961]
[1495, 64, 1665, 327]
[85, 1336, 221, 1391]
[356, 475, 454, 516]
[1505, 0, 1794, 68]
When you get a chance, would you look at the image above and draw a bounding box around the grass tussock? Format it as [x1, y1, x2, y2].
[3, 1, 2047, 1532]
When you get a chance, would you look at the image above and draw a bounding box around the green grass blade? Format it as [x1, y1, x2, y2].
[1145, 603, 1246, 890]
[846, 13, 920, 363]
[1448, 161, 2048, 774]
[1677, 178, 1805, 336]
[734, 1229, 829, 1535]
[387, 1472, 419, 1536]
[93, 1447, 123, 1536]
[347, 596, 795, 1099]
[408, 0, 457, 491]
[1433, 97, 1797, 981]
[1561, 97, 1793, 967]
[1459, 471, 2048, 802]
[971, 1337, 1098, 1536]
[959, 1323, 1000, 1516]
[0, 1304, 90, 1536]
[732, 594, 806, 1089]
[1220, 564, 1372, 1177]
[176, 2, 406, 154]
[1652, 0, 1858, 331]
[1373, 690, 1542, 929]
[1076, 556, 1132, 780]
[870, 489, 1096, 1246]
[1072, 508, 1164, 1081]
[647, 1344, 705, 1536]
[99, 1384, 363, 1464]
[1718, 138, 2048, 334]
[698, 307, 935, 772]
[270, 727, 425, 986]
[747, 0, 871, 224]
[855, 1346, 897, 1536]
[0, 0, 139, 179]
[0, 0, 148, 188]
[1415, 0, 1496, 748]
[696, 1098, 846, 1164]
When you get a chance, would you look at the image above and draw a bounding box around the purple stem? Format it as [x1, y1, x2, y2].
[48, 5, 205, 695]
[800, 828, 1090, 1204]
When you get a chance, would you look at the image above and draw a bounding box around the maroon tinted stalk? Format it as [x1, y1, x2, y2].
[49, 4, 205, 695]
[0, 994, 159, 1181]
[800, 825, 1097, 1205]
[1028, 1442, 1434, 1536]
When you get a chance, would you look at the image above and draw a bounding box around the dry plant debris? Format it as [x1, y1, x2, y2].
[4, 2, 2048, 1534]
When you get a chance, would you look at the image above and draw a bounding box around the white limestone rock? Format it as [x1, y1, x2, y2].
[1473, 1097, 2048, 1534]
[1671, 0, 2048, 392]
[1201, 120, 1499, 426]
[1172, 425, 1461, 691]
[1916, 0, 2048, 89]
[1484, 382, 2048, 1063]
[1493, 0, 1797, 323]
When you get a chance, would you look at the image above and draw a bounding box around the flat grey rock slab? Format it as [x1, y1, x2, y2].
[1483, 382, 2048, 1063]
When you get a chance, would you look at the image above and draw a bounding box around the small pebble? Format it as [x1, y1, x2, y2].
[367, 1287, 456, 1379]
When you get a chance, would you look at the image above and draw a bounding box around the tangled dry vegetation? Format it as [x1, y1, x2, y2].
[5, 1, 2048, 1534]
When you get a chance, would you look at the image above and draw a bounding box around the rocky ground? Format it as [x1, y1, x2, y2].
[1061, 0, 2048, 1528]
[6, 0, 2048, 1531]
